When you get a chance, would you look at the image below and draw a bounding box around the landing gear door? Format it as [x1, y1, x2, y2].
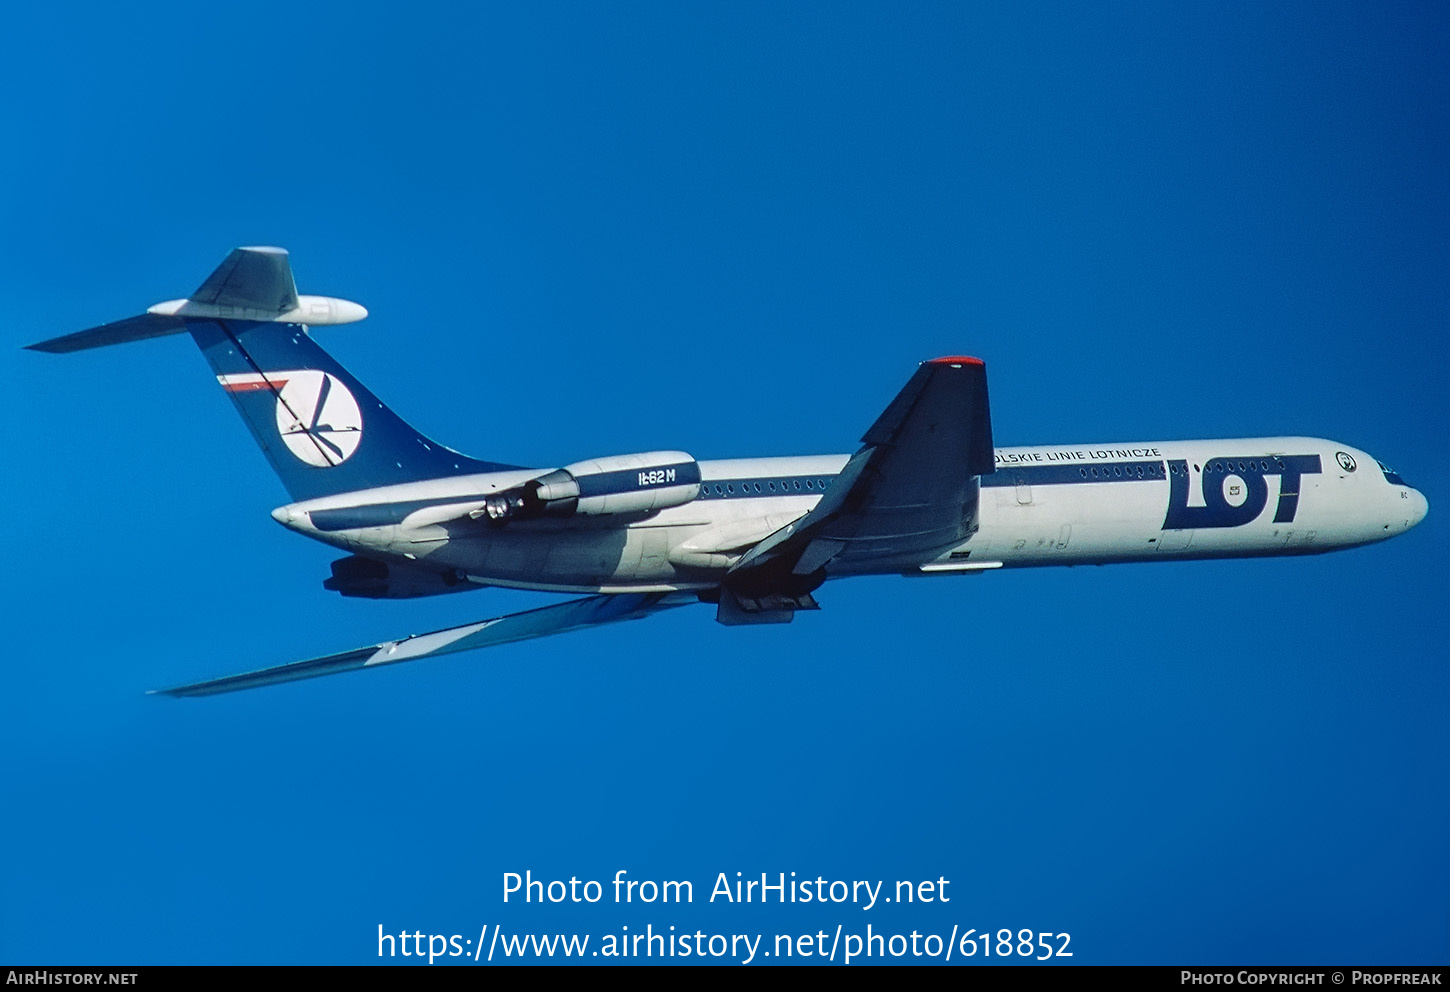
[1159, 528, 1194, 551]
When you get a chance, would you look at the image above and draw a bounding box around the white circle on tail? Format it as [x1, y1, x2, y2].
[273, 371, 363, 467]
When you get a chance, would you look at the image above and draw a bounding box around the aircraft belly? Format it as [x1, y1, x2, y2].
[453, 522, 726, 588]
[334, 493, 794, 587]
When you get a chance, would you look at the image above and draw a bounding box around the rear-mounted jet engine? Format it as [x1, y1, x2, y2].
[474, 451, 703, 524]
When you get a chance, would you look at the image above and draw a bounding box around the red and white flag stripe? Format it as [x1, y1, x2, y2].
[216, 372, 292, 393]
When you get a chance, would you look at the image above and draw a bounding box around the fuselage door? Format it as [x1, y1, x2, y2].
[1014, 474, 1033, 505]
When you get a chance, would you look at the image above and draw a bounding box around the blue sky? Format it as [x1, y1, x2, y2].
[2, 1, 1446, 965]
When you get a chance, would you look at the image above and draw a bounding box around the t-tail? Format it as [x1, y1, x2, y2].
[26, 247, 518, 501]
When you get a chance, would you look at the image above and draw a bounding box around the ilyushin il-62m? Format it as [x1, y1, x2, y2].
[27, 248, 1428, 695]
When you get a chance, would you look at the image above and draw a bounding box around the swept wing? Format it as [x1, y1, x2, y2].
[152, 592, 691, 696]
[722, 357, 994, 618]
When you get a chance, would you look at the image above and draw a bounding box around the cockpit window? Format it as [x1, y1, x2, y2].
[1377, 460, 1410, 487]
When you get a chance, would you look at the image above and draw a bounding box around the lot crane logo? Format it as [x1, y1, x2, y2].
[216, 370, 363, 467]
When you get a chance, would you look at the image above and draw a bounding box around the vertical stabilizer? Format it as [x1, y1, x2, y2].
[189, 319, 519, 500]
[27, 247, 521, 500]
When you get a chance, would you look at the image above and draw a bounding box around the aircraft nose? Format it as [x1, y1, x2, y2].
[1408, 488, 1429, 528]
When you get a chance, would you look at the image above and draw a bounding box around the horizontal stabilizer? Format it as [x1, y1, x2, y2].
[24, 313, 186, 354]
[151, 592, 689, 697]
[24, 247, 366, 353]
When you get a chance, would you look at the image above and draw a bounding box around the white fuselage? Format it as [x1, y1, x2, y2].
[272, 436, 1427, 594]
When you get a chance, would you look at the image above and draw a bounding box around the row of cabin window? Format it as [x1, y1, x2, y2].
[1076, 464, 1162, 480]
[698, 478, 831, 497]
[1206, 459, 1278, 474]
[1168, 459, 1281, 477]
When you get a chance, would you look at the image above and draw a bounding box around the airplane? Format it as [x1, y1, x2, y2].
[26, 247, 1429, 696]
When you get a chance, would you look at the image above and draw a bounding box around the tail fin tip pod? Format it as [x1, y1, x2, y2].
[26, 247, 519, 501]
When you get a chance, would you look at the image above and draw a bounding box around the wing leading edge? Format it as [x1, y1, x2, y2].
[152, 592, 692, 697]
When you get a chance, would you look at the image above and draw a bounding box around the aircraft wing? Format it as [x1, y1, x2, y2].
[152, 592, 690, 697]
[728, 357, 994, 597]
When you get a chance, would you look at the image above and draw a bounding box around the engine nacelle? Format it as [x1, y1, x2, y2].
[322, 555, 475, 599]
[477, 451, 701, 523]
